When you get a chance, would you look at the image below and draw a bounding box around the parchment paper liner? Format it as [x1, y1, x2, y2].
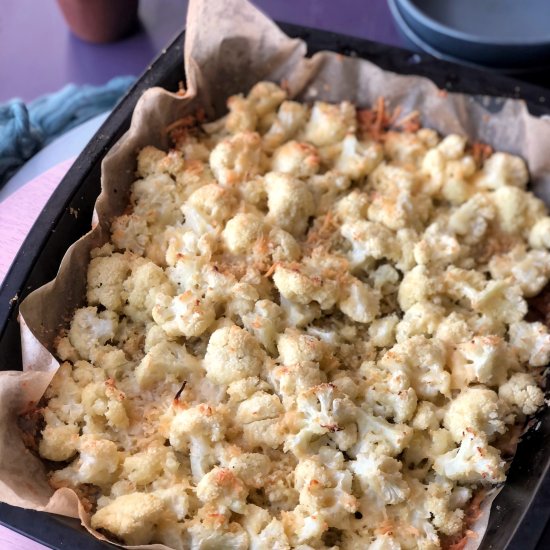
[2, 0, 550, 547]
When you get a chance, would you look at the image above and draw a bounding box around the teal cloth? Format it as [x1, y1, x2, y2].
[0, 75, 135, 188]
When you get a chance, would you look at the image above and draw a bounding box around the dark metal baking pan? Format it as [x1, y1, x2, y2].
[396, 0, 550, 69]
[1, 22, 550, 550]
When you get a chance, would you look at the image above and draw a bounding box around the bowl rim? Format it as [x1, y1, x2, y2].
[398, 0, 550, 47]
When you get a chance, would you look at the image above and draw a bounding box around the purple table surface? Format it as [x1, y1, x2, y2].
[0, 1, 402, 549]
[1, 0, 405, 103]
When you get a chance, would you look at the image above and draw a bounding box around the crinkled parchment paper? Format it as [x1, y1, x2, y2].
[1, 0, 550, 547]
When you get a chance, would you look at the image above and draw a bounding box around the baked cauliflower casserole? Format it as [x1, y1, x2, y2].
[34, 82, 550, 549]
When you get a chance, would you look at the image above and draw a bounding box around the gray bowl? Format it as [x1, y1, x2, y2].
[396, 0, 550, 69]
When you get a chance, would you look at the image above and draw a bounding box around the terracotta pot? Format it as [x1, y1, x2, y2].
[57, 0, 139, 44]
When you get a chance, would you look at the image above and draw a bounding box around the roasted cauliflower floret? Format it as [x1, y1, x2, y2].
[444, 387, 507, 443]
[509, 320, 550, 367]
[333, 135, 383, 179]
[265, 172, 314, 236]
[152, 291, 216, 338]
[303, 100, 356, 146]
[271, 140, 320, 178]
[488, 245, 550, 297]
[68, 306, 119, 361]
[350, 451, 409, 505]
[169, 403, 227, 481]
[91, 492, 165, 545]
[434, 431, 506, 484]
[529, 216, 550, 249]
[222, 212, 265, 255]
[209, 131, 263, 186]
[338, 277, 380, 323]
[450, 335, 518, 388]
[86, 252, 131, 312]
[196, 467, 248, 514]
[204, 324, 266, 385]
[491, 186, 545, 235]
[242, 504, 290, 550]
[475, 151, 529, 189]
[263, 100, 309, 151]
[499, 372, 545, 416]
[52, 435, 122, 488]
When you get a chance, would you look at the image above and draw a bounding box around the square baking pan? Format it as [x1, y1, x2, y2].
[1, 22, 549, 550]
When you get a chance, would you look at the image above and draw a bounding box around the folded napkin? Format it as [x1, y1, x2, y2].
[0, 75, 135, 188]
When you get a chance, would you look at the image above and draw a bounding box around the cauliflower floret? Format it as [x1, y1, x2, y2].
[448, 192, 495, 244]
[247, 81, 287, 117]
[338, 277, 380, 323]
[226, 94, 258, 133]
[384, 130, 427, 166]
[187, 505, 248, 550]
[123, 259, 174, 323]
[499, 372, 545, 416]
[475, 152, 529, 189]
[425, 479, 471, 536]
[303, 101, 356, 146]
[434, 431, 506, 483]
[263, 100, 309, 151]
[491, 186, 546, 235]
[222, 212, 265, 254]
[137, 145, 168, 177]
[368, 315, 399, 348]
[209, 131, 263, 186]
[221, 451, 271, 489]
[397, 266, 436, 311]
[333, 135, 383, 179]
[196, 467, 248, 514]
[413, 222, 462, 268]
[242, 504, 290, 550]
[81, 378, 129, 431]
[273, 263, 339, 311]
[350, 452, 410, 504]
[111, 212, 150, 255]
[271, 361, 327, 408]
[277, 329, 335, 371]
[529, 216, 550, 249]
[135, 340, 199, 389]
[52, 435, 122, 488]
[236, 391, 286, 449]
[271, 141, 320, 178]
[242, 300, 284, 355]
[380, 336, 450, 401]
[87, 252, 131, 312]
[334, 189, 369, 221]
[411, 401, 440, 431]
[281, 504, 327, 546]
[354, 408, 413, 457]
[361, 361, 417, 423]
[39, 423, 80, 462]
[367, 187, 431, 232]
[169, 403, 227, 482]
[122, 445, 169, 486]
[340, 219, 399, 270]
[152, 291, 216, 338]
[473, 279, 527, 325]
[183, 183, 238, 233]
[444, 387, 507, 443]
[91, 492, 165, 545]
[450, 335, 518, 388]
[395, 301, 445, 343]
[279, 296, 322, 328]
[265, 172, 314, 236]
[402, 429, 455, 476]
[288, 383, 358, 454]
[438, 134, 467, 160]
[68, 307, 119, 360]
[294, 452, 358, 526]
[509, 320, 550, 367]
[204, 324, 266, 385]
[489, 245, 550, 297]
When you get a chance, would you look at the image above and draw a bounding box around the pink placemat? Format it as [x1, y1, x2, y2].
[0, 159, 75, 549]
[0, 158, 75, 285]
